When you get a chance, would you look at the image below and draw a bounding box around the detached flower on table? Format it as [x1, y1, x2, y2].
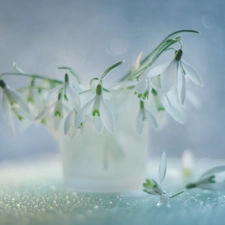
[186, 166, 225, 191]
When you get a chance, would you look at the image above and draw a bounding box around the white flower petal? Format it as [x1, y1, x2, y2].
[181, 60, 204, 86]
[45, 85, 62, 107]
[135, 79, 148, 94]
[199, 166, 225, 179]
[147, 62, 169, 78]
[54, 117, 62, 132]
[113, 81, 138, 90]
[158, 152, 167, 186]
[197, 182, 225, 191]
[5, 86, 30, 112]
[160, 60, 178, 93]
[160, 94, 186, 124]
[64, 109, 76, 135]
[35, 104, 55, 120]
[100, 98, 115, 134]
[68, 127, 77, 139]
[65, 82, 81, 110]
[94, 116, 104, 134]
[2, 92, 12, 124]
[177, 71, 186, 104]
[75, 97, 95, 128]
[146, 111, 158, 128]
[2, 93, 16, 137]
[136, 110, 144, 134]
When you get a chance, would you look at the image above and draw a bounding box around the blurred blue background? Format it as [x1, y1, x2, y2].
[0, 0, 224, 160]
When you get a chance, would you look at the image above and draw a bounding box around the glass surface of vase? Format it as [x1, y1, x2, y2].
[59, 90, 149, 193]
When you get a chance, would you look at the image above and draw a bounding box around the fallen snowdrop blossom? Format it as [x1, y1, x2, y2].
[186, 166, 225, 191]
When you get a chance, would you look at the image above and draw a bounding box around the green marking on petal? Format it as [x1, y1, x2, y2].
[10, 100, 17, 106]
[208, 175, 216, 183]
[151, 89, 157, 96]
[92, 109, 100, 117]
[41, 119, 46, 125]
[17, 115, 23, 121]
[54, 111, 62, 117]
[27, 96, 34, 103]
[158, 107, 164, 111]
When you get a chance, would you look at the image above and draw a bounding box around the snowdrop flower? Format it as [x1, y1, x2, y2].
[143, 152, 183, 206]
[36, 92, 64, 132]
[148, 49, 204, 104]
[136, 100, 157, 134]
[75, 83, 115, 134]
[0, 79, 31, 136]
[149, 89, 186, 125]
[143, 152, 169, 205]
[186, 166, 225, 191]
[45, 73, 80, 111]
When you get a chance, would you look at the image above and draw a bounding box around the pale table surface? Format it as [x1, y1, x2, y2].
[0, 154, 225, 225]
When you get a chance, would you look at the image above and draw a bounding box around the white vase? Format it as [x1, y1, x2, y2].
[59, 90, 149, 193]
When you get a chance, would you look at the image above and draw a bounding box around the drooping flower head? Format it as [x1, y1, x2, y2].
[75, 83, 115, 134]
[148, 49, 204, 104]
[0, 79, 31, 136]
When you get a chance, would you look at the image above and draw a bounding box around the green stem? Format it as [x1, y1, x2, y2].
[0, 73, 63, 84]
[58, 67, 81, 84]
[119, 30, 199, 81]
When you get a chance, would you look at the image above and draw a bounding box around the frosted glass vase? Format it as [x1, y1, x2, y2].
[59, 91, 149, 193]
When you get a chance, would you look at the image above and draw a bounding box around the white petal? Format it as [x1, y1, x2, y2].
[65, 82, 81, 110]
[197, 182, 225, 191]
[181, 60, 204, 86]
[160, 94, 186, 124]
[45, 85, 62, 107]
[35, 104, 55, 120]
[160, 60, 178, 93]
[113, 81, 138, 90]
[100, 98, 115, 134]
[135, 79, 148, 94]
[5, 86, 30, 112]
[146, 111, 158, 128]
[158, 152, 167, 186]
[75, 97, 95, 128]
[147, 62, 169, 78]
[136, 110, 144, 134]
[199, 166, 225, 179]
[2, 92, 12, 124]
[68, 127, 77, 139]
[64, 109, 76, 135]
[177, 70, 186, 104]
[54, 117, 62, 132]
[94, 116, 104, 134]
[2, 93, 16, 137]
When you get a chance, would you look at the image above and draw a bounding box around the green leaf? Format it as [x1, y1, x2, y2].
[101, 60, 124, 80]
